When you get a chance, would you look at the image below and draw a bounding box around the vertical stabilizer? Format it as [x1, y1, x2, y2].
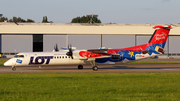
[148, 25, 172, 48]
[145, 25, 172, 54]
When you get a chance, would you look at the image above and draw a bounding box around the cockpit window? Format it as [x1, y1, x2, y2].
[14, 55, 24, 58]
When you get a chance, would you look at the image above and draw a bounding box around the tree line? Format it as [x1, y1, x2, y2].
[0, 16, 50, 23]
[0, 15, 102, 23]
[0, 16, 35, 22]
[71, 16, 101, 23]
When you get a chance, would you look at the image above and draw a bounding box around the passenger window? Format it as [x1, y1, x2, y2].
[62, 56, 64, 58]
[65, 56, 67, 58]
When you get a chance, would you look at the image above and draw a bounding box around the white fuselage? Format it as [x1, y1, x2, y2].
[4, 51, 88, 67]
[4, 50, 161, 67]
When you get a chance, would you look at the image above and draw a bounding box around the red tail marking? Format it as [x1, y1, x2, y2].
[149, 25, 172, 44]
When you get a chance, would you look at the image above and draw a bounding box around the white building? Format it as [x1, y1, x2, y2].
[0, 23, 180, 58]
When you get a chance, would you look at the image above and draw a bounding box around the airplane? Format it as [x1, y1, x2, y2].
[4, 25, 172, 71]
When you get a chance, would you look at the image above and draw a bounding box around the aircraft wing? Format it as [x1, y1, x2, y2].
[87, 48, 108, 53]
[78, 49, 111, 59]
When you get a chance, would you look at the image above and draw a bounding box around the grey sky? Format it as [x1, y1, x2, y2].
[1, 0, 180, 24]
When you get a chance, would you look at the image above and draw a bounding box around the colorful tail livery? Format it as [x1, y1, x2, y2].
[4, 25, 172, 71]
[96, 25, 172, 63]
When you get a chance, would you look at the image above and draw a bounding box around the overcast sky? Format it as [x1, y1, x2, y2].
[1, 0, 180, 24]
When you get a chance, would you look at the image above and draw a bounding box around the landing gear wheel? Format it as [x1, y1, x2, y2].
[92, 66, 98, 71]
[12, 67, 16, 71]
[78, 65, 83, 69]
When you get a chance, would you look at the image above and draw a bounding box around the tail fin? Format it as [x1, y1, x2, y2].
[148, 25, 172, 48]
[145, 25, 172, 53]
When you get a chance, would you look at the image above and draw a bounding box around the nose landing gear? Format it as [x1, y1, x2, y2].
[12, 66, 16, 71]
[78, 65, 83, 69]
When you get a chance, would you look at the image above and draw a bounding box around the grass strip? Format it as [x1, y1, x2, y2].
[0, 60, 7, 65]
[0, 73, 180, 101]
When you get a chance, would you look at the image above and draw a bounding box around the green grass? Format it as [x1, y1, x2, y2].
[0, 60, 7, 65]
[0, 73, 180, 101]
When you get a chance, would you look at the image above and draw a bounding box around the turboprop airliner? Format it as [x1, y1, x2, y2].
[4, 25, 172, 71]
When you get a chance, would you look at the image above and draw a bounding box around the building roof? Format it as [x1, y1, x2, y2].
[0, 23, 179, 35]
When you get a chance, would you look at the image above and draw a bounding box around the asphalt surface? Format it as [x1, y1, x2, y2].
[1, 58, 180, 73]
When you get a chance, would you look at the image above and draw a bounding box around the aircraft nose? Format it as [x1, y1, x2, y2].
[4, 61, 10, 66]
[4, 59, 15, 66]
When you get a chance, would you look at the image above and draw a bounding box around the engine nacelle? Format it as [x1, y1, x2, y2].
[111, 55, 121, 60]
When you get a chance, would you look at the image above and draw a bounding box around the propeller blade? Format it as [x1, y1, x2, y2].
[54, 43, 59, 52]
[66, 44, 74, 59]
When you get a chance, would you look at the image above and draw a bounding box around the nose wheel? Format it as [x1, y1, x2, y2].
[12, 66, 16, 71]
[78, 65, 83, 69]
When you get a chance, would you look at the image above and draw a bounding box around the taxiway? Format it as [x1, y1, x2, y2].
[1, 58, 180, 73]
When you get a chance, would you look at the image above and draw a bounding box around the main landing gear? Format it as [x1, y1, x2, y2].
[78, 61, 98, 71]
[12, 66, 16, 71]
[89, 61, 98, 71]
[78, 62, 98, 71]
[92, 66, 98, 71]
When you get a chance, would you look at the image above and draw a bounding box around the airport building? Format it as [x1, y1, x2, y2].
[0, 23, 180, 58]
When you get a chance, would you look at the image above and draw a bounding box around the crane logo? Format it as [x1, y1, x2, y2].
[155, 32, 167, 41]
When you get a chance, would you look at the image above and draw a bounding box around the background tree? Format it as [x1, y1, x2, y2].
[42, 16, 48, 23]
[0, 17, 8, 22]
[71, 15, 101, 23]
[9, 19, 13, 22]
[17, 17, 26, 22]
[8, 17, 35, 23]
[12, 17, 17, 22]
[91, 17, 101, 23]
[81, 16, 89, 23]
[27, 19, 35, 23]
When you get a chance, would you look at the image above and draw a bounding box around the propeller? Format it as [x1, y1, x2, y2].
[54, 43, 59, 52]
[66, 44, 74, 59]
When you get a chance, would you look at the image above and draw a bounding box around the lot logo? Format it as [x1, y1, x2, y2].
[16, 59, 22, 64]
[29, 56, 53, 64]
